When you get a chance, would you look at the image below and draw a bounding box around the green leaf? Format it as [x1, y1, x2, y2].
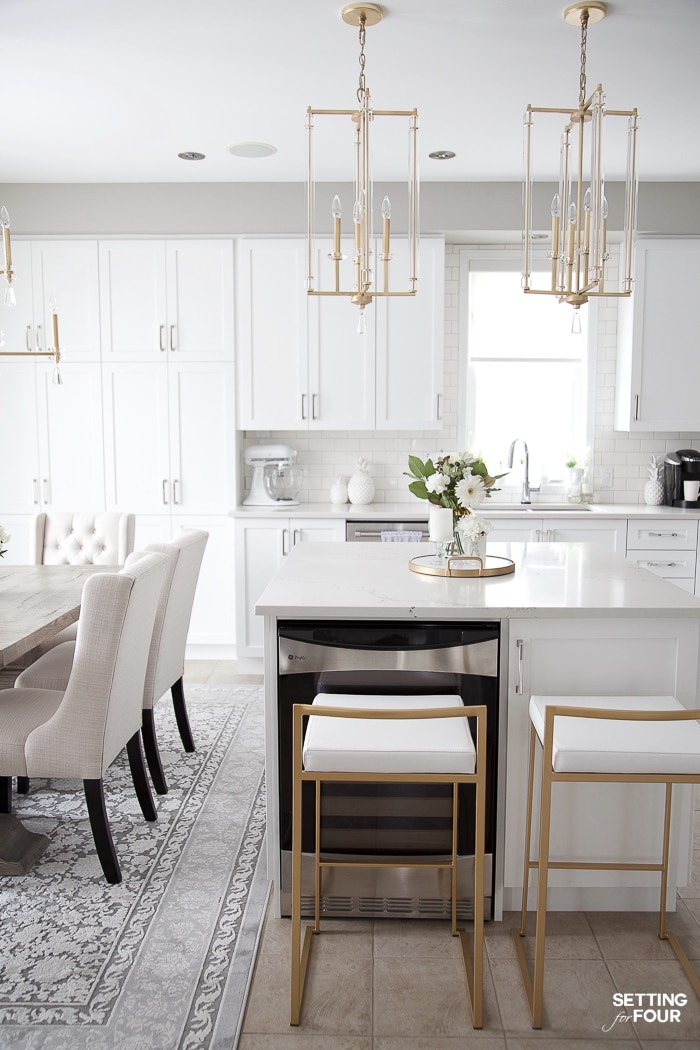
[408, 479, 429, 500]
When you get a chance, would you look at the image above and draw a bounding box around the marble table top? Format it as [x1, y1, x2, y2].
[0, 564, 103, 668]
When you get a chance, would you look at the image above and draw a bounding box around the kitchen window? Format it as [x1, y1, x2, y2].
[459, 250, 595, 492]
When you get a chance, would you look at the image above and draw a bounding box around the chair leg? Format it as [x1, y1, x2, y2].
[1, 775, 12, 813]
[171, 677, 195, 753]
[127, 732, 157, 822]
[83, 779, 121, 885]
[16, 776, 30, 795]
[141, 709, 168, 795]
[511, 725, 550, 1029]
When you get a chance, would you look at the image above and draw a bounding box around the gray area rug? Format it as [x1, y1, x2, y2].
[0, 684, 267, 1050]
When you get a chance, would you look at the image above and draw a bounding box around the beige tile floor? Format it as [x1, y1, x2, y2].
[188, 664, 700, 1049]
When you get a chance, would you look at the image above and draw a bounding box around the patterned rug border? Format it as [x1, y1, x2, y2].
[0, 684, 267, 1049]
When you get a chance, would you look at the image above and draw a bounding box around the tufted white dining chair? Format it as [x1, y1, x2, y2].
[17, 528, 209, 796]
[0, 551, 167, 884]
[30, 511, 135, 566]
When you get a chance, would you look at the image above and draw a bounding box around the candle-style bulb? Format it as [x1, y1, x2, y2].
[332, 195, 342, 219]
[602, 195, 609, 220]
[568, 202, 577, 225]
[0, 206, 10, 229]
[550, 193, 560, 218]
[583, 187, 591, 213]
[571, 309, 582, 335]
[353, 189, 366, 224]
[381, 195, 391, 220]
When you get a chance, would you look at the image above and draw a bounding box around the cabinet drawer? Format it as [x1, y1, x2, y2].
[626, 548, 697, 579]
[626, 520, 698, 550]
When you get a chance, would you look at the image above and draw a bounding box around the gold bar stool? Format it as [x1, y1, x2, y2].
[290, 693, 487, 1029]
[512, 694, 700, 1029]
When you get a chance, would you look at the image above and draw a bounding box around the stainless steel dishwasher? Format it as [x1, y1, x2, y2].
[346, 519, 429, 541]
[277, 618, 500, 921]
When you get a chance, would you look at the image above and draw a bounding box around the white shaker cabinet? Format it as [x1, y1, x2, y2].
[488, 516, 626, 551]
[99, 239, 234, 362]
[235, 236, 445, 431]
[235, 516, 346, 659]
[375, 236, 445, 430]
[615, 238, 700, 431]
[626, 518, 698, 594]
[0, 239, 101, 361]
[236, 239, 374, 430]
[0, 360, 104, 515]
[103, 361, 235, 517]
[503, 617, 698, 911]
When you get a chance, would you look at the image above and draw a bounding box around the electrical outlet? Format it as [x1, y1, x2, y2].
[601, 466, 614, 489]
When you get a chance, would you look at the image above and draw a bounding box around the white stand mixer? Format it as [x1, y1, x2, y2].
[243, 444, 302, 507]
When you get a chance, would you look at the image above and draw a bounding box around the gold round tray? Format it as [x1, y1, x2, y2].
[409, 554, 516, 578]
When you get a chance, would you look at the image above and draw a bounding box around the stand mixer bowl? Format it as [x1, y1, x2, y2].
[264, 464, 304, 502]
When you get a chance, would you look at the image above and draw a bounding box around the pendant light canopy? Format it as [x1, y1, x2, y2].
[522, 2, 639, 319]
[306, 3, 419, 331]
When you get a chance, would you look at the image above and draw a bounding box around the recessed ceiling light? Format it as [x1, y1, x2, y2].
[429, 150, 456, 160]
[228, 141, 278, 159]
[178, 151, 206, 161]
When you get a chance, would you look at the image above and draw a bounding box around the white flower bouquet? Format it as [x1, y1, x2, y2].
[0, 525, 10, 558]
[405, 452, 505, 513]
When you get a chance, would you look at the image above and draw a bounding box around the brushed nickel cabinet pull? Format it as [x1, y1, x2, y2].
[32, 478, 39, 504]
[301, 393, 307, 420]
[516, 639, 524, 695]
[162, 479, 169, 505]
[634, 393, 640, 421]
[25, 325, 32, 351]
[36, 326, 42, 352]
[437, 393, 443, 420]
[312, 394, 318, 420]
[282, 529, 290, 556]
[42, 478, 49, 503]
[159, 325, 166, 352]
[170, 324, 176, 351]
[172, 479, 179, 505]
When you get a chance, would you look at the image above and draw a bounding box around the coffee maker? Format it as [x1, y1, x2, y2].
[664, 449, 700, 507]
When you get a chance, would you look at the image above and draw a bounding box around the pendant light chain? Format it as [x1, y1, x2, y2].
[579, 10, 589, 108]
[357, 14, 368, 105]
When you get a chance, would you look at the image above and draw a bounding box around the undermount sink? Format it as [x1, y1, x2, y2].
[486, 504, 592, 512]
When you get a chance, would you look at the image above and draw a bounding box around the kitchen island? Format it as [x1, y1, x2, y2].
[256, 540, 700, 918]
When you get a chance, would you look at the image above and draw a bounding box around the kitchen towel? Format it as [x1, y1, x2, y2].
[381, 530, 424, 542]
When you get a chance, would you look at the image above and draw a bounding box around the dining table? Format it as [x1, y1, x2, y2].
[0, 563, 104, 875]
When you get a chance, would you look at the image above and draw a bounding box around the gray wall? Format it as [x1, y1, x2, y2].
[0, 181, 698, 236]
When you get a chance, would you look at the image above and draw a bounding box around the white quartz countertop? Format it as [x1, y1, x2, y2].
[232, 501, 700, 521]
[255, 540, 700, 620]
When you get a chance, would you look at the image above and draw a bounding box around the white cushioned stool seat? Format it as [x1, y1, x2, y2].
[529, 695, 700, 775]
[303, 694, 475, 774]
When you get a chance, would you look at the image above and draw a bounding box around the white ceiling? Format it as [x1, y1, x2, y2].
[1, 0, 698, 185]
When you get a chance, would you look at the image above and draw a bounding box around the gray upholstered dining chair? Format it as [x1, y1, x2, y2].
[17, 528, 209, 796]
[0, 551, 167, 884]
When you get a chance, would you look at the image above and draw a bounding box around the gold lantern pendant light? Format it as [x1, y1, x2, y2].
[522, 2, 639, 327]
[306, 3, 419, 333]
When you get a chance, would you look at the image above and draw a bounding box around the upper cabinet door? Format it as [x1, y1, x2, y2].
[375, 236, 445, 430]
[0, 241, 34, 355]
[308, 242, 376, 430]
[0, 240, 101, 361]
[165, 241, 234, 361]
[32, 241, 102, 361]
[615, 238, 700, 432]
[236, 239, 308, 430]
[99, 241, 168, 361]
